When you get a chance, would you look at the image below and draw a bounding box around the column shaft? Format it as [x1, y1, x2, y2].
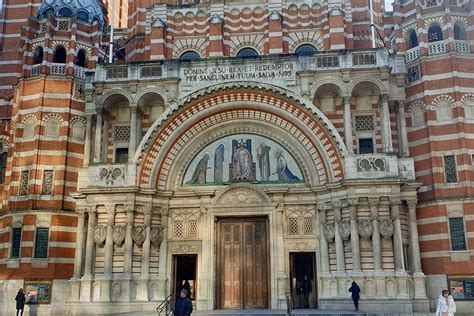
[391, 202, 405, 271]
[93, 111, 102, 163]
[141, 210, 151, 276]
[83, 209, 97, 276]
[73, 210, 86, 278]
[334, 207, 345, 272]
[318, 209, 329, 273]
[398, 101, 409, 156]
[129, 106, 137, 162]
[381, 95, 393, 153]
[104, 206, 115, 276]
[83, 115, 92, 166]
[408, 202, 422, 272]
[343, 97, 354, 154]
[350, 204, 361, 272]
[123, 207, 134, 275]
[370, 199, 382, 271]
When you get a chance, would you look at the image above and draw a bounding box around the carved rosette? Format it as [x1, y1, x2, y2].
[323, 222, 335, 242]
[132, 225, 146, 246]
[112, 225, 126, 246]
[379, 219, 394, 239]
[93, 225, 106, 246]
[338, 219, 351, 241]
[358, 219, 373, 239]
[150, 226, 163, 247]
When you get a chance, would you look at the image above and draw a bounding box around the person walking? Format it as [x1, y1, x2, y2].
[15, 288, 26, 316]
[297, 275, 312, 308]
[348, 281, 361, 311]
[175, 289, 192, 316]
[435, 289, 456, 316]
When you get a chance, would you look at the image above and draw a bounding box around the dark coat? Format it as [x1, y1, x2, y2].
[175, 297, 192, 316]
[15, 292, 26, 309]
[349, 282, 361, 300]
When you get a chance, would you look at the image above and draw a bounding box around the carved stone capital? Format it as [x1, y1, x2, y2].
[332, 200, 342, 211]
[322, 222, 335, 242]
[105, 204, 115, 214]
[368, 197, 380, 207]
[133, 225, 146, 247]
[338, 219, 351, 241]
[150, 226, 163, 247]
[124, 204, 135, 213]
[142, 205, 152, 215]
[347, 198, 359, 207]
[160, 208, 170, 217]
[76, 207, 89, 217]
[112, 225, 126, 246]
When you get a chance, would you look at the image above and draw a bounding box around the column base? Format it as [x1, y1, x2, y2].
[136, 278, 149, 301]
[80, 277, 94, 302]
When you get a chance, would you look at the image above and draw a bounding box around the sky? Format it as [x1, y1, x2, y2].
[385, 0, 394, 11]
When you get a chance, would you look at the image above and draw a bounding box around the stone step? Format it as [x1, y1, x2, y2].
[191, 310, 435, 316]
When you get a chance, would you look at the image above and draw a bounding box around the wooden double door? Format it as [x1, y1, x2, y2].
[216, 217, 269, 309]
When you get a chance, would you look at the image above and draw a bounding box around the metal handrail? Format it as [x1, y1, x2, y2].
[285, 292, 294, 316]
[156, 294, 175, 315]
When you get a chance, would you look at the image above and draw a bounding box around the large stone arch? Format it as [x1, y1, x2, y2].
[347, 76, 386, 96]
[135, 82, 347, 190]
[99, 89, 134, 107]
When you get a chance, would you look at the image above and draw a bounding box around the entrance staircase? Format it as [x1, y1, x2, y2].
[192, 310, 433, 316]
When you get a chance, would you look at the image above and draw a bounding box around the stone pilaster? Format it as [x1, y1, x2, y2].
[137, 206, 152, 301]
[348, 199, 361, 272]
[380, 95, 393, 153]
[333, 201, 345, 272]
[128, 105, 137, 162]
[343, 96, 354, 154]
[81, 207, 97, 301]
[397, 101, 409, 156]
[369, 198, 382, 271]
[157, 207, 169, 301]
[93, 109, 102, 163]
[83, 115, 92, 166]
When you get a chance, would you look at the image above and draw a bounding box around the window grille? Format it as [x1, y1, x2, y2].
[106, 66, 128, 79]
[236, 48, 259, 58]
[288, 217, 299, 235]
[352, 52, 377, 66]
[73, 81, 85, 100]
[57, 21, 70, 31]
[295, 44, 317, 57]
[19, 170, 29, 196]
[316, 55, 339, 68]
[303, 217, 314, 235]
[188, 220, 198, 237]
[0, 151, 7, 184]
[11, 228, 22, 258]
[406, 64, 421, 83]
[34, 228, 49, 258]
[174, 221, 184, 238]
[426, 0, 437, 7]
[355, 115, 375, 131]
[444, 155, 458, 183]
[179, 51, 201, 61]
[41, 170, 54, 195]
[140, 65, 162, 78]
[113, 125, 131, 142]
[449, 218, 466, 251]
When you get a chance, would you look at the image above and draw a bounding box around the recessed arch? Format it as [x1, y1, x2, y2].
[348, 77, 385, 96]
[53, 46, 66, 63]
[99, 89, 134, 108]
[135, 82, 347, 190]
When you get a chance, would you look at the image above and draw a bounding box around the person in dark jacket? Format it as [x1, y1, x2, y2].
[15, 288, 26, 316]
[175, 289, 192, 316]
[297, 275, 312, 308]
[348, 281, 361, 311]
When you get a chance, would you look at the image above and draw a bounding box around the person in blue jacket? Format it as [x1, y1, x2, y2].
[175, 289, 192, 316]
[348, 281, 361, 311]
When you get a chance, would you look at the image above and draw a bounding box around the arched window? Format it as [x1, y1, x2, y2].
[179, 51, 201, 61]
[39, 7, 54, 19]
[436, 101, 452, 122]
[58, 7, 73, 18]
[53, 46, 66, 63]
[295, 44, 318, 56]
[411, 106, 425, 127]
[408, 30, 419, 48]
[75, 49, 86, 67]
[23, 119, 35, 139]
[236, 48, 259, 58]
[45, 118, 60, 138]
[33, 47, 43, 64]
[77, 11, 90, 23]
[454, 24, 464, 40]
[428, 25, 443, 43]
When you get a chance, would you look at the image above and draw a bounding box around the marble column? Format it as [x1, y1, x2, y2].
[318, 205, 330, 274]
[101, 111, 109, 162]
[83, 115, 93, 166]
[380, 94, 393, 153]
[348, 199, 361, 272]
[275, 204, 287, 306]
[343, 96, 354, 154]
[157, 208, 169, 301]
[407, 201, 422, 272]
[81, 207, 97, 301]
[369, 198, 382, 271]
[93, 109, 103, 163]
[397, 101, 409, 156]
[333, 203, 345, 272]
[138, 206, 152, 300]
[119, 204, 134, 301]
[73, 208, 87, 278]
[128, 106, 137, 162]
[390, 199, 405, 271]
[99, 204, 115, 302]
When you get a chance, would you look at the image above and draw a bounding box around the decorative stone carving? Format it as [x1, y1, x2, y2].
[338, 219, 351, 241]
[132, 225, 146, 246]
[170, 243, 200, 254]
[379, 219, 394, 239]
[287, 242, 316, 251]
[95, 165, 126, 186]
[150, 226, 163, 247]
[358, 219, 373, 239]
[357, 156, 386, 172]
[217, 187, 267, 205]
[323, 222, 335, 242]
[112, 225, 126, 246]
[93, 225, 106, 246]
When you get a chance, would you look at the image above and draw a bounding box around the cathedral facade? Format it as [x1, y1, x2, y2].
[0, 0, 473, 315]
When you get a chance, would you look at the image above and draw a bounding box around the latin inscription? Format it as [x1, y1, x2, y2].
[182, 62, 295, 83]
